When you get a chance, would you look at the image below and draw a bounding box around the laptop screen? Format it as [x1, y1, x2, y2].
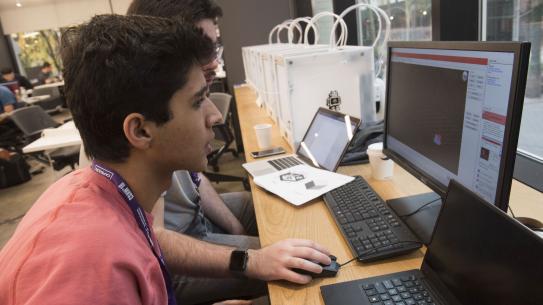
[424, 180, 543, 305]
[297, 108, 359, 171]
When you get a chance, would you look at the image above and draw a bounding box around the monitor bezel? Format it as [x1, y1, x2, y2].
[383, 41, 530, 212]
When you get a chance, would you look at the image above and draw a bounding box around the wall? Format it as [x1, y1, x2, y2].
[110, 0, 132, 15]
[216, 0, 294, 91]
[0, 0, 129, 34]
[215, 0, 295, 151]
[0, 21, 14, 71]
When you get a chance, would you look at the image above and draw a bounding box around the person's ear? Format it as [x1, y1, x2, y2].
[123, 113, 155, 150]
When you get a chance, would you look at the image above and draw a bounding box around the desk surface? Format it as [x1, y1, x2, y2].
[233, 85, 543, 305]
[22, 121, 81, 153]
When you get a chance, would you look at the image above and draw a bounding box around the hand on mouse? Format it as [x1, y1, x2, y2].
[245, 238, 331, 284]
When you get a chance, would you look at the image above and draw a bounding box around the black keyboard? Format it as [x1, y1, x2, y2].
[361, 274, 437, 305]
[267, 156, 303, 171]
[323, 176, 421, 262]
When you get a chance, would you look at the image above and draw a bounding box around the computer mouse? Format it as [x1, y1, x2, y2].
[292, 255, 340, 278]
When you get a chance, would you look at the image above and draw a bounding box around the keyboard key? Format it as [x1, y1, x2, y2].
[382, 280, 393, 289]
[380, 294, 390, 301]
[374, 283, 386, 294]
[400, 292, 411, 299]
[362, 284, 375, 290]
[368, 296, 380, 302]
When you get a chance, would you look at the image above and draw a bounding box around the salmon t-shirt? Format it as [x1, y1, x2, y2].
[0, 167, 168, 305]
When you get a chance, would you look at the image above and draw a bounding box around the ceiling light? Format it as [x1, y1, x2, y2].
[16, 2, 22, 7]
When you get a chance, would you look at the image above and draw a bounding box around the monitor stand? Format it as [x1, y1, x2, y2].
[387, 192, 443, 245]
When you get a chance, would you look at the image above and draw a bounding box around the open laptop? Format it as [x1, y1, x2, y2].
[321, 180, 543, 305]
[243, 107, 360, 177]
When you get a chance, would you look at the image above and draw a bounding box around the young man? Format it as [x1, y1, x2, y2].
[0, 14, 219, 304]
[37, 61, 58, 85]
[1, 67, 33, 90]
[0, 85, 19, 114]
[127, 1, 333, 304]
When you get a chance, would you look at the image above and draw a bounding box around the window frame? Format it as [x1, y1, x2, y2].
[432, 0, 543, 192]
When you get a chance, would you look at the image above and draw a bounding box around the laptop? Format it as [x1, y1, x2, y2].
[321, 180, 543, 305]
[243, 107, 360, 177]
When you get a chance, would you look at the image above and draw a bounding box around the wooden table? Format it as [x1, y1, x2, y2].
[233, 85, 543, 305]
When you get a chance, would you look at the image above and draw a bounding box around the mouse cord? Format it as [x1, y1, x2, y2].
[508, 206, 516, 218]
[398, 198, 441, 219]
[339, 240, 423, 268]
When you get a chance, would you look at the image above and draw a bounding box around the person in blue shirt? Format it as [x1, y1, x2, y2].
[0, 85, 18, 114]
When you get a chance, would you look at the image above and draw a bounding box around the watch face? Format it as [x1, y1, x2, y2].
[229, 250, 248, 272]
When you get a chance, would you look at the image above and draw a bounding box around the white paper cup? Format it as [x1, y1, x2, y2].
[367, 142, 394, 180]
[254, 123, 272, 149]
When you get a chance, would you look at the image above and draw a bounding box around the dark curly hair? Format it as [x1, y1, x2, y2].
[61, 14, 215, 162]
[127, 0, 223, 24]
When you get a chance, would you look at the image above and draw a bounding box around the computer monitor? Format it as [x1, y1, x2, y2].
[383, 41, 530, 243]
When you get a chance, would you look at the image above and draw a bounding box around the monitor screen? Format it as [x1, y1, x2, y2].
[424, 180, 543, 305]
[384, 42, 529, 210]
[297, 108, 359, 171]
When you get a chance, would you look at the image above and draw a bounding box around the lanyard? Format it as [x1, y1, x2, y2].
[91, 161, 177, 305]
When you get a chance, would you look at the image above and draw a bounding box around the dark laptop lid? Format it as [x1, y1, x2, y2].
[296, 107, 360, 171]
[423, 180, 543, 305]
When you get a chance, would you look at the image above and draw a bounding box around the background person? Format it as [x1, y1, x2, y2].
[1, 67, 33, 91]
[37, 61, 59, 85]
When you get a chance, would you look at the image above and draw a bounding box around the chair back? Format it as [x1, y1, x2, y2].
[209, 92, 232, 124]
[9, 105, 60, 137]
[32, 85, 61, 98]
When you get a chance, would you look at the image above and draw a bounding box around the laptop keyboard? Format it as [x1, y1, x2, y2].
[360, 274, 436, 305]
[324, 176, 421, 262]
[267, 156, 303, 171]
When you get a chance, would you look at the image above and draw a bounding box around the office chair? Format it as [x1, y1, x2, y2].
[31, 85, 65, 113]
[205, 93, 249, 190]
[208, 92, 239, 171]
[9, 106, 79, 171]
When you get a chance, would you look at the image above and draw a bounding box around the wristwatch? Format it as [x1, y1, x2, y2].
[229, 249, 249, 276]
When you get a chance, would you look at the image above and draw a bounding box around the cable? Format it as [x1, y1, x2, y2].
[508, 206, 516, 218]
[339, 240, 423, 268]
[398, 198, 442, 219]
[339, 256, 359, 268]
[304, 12, 348, 47]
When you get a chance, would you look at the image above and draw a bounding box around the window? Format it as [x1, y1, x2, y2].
[357, 0, 432, 44]
[10, 29, 62, 83]
[485, 0, 543, 162]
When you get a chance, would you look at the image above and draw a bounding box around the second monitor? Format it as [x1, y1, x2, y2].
[383, 41, 531, 243]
